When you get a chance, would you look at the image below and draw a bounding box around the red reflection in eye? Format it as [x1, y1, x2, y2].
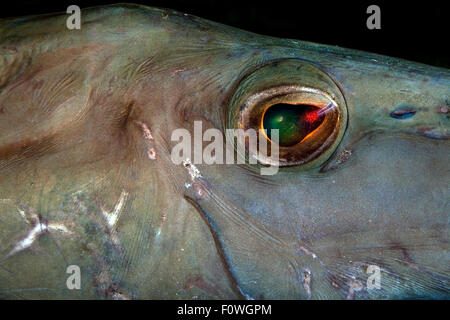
[304, 110, 320, 123]
[303, 103, 334, 124]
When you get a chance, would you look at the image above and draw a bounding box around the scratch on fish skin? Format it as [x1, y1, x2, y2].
[100, 190, 128, 229]
[7, 221, 70, 258]
[134, 120, 156, 160]
[134, 120, 154, 140]
[155, 214, 167, 238]
[171, 68, 186, 76]
[183, 158, 202, 181]
[99, 190, 129, 250]
[297, 246, 318, 259]
[0, 200, 72, 260]
[182, 159, 209, 199]
[17, 208, 28, 223]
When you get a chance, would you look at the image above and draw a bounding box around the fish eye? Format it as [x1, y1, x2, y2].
[227, 59, 347, 169]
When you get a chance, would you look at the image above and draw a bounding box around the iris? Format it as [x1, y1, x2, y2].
[263, 104, 324, 147]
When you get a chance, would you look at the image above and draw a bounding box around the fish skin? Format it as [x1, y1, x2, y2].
[0, 4, 448, 299]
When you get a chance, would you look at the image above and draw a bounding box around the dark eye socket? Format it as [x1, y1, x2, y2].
[262, 103, 325, 147]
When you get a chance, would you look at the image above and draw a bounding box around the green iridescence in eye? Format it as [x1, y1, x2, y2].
[263, 104, 323, 147]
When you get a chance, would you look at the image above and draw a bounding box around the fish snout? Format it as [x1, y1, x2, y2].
[336, 57, 450, 141]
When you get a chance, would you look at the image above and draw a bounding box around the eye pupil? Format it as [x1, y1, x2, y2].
[263, 104, 324, 147]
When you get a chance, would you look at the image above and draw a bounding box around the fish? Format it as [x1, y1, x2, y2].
[0, 4, 448, 299]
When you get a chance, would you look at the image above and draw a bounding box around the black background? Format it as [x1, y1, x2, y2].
[0, 300, 446, 318]
[1, 1, 448, 68]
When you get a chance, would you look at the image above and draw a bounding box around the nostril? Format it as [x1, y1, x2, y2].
[390, 106, 417, 119]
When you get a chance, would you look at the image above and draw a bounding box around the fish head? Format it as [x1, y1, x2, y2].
[136, 7, 449, 299]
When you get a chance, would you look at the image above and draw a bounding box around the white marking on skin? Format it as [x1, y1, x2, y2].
[99, 190, 129, 250]
[48, 223, 71, 233]
[134, 120, 153, 140]
[9, 223, 44, 256]
[298, 246, 318, 259]
[147, 147, 156, 160]
[6, 207, 72, 259]
[154, 213, 167, 238]
[17, 209, 28, 223]
[101, 190, 128, 229]
[183, 158, 202, 181]
[134, 120, 156, 160]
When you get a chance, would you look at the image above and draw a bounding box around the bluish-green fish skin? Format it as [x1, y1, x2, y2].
[0, 4, 448, 299]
